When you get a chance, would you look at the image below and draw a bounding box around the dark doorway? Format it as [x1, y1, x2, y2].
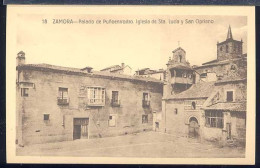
[73, 125, 81, 140]
[155, 122, 159, 131]
[73, 118, 89, 140]
[188, 117, 199, 138]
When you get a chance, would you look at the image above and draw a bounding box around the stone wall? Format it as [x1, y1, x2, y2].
[16, 69, 163, 145]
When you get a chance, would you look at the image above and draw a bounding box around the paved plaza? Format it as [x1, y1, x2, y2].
[17, 132, 245, 158]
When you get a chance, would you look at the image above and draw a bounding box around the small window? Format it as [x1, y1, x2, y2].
[191, 102, 196, 110]
[179, 55, 182, 62]
[231, 65, 236, 71]
[200, 73, 207, 78]
[142, 115, 148, 124]
[226, 45, 229, 53]
[143, 93, 149, 101]
[58, 87, 69, 105]
[21, 88, 29, 97]
[220, 46, 223, 51]
[44, 114, 50, 121]
[111, 91, 119, 106]
[109, 115, 116, 127]
[226, 91, 234, 102]
[183, 73, 187, 78]
[142, 93, 150, 108]
[174, 108, 178, 115]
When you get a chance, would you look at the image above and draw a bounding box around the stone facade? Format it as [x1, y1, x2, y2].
[16, 61, 163, 146]
[217, 26, 243, 61]
[161, 26, 247, 146]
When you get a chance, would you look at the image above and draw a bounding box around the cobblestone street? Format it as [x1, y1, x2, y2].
[17, 132, 245, 158]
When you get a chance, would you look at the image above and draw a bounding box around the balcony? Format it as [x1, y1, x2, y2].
[57, 97, 69, 105]
[142, 100, 150, 108]
[170, 77, 193, 85]
[87, 99, 105, 107]
[111, 100, 120, 107]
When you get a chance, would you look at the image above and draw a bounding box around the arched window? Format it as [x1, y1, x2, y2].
[179, 55, 182, 62]
[191, 101, 196, 110]
[220, 46, 223, 51]
[226, 45, 229, 53]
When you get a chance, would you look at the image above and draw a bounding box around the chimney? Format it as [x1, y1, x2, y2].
[16, 51, 25, 66]
[121, 63, 125, 68]
[81, 66, 93, 73]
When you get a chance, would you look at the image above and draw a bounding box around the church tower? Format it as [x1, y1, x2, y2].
[217, 25, 243, 61]
[164, 47, 194, 96]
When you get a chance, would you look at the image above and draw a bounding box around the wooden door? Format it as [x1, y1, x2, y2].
[73, 118, 89, 140]
[73, 125, 81, 140]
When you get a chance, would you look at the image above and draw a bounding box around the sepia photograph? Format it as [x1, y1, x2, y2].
[6, 6, 255, 164]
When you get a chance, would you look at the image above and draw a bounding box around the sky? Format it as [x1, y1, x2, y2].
[16, 14, 247, 71]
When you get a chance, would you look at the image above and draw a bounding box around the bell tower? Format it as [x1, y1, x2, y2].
[16, 51, 26, 66]
[164, 47, 194, 96]
[217, 25, 243, 61]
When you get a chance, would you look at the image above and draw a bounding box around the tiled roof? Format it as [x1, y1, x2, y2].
[149, 69, 166, 74]
[100, 65, 121, 71]
[202, 59, 218, 65]
[136, 68, 150, 72]
[17, 63, 164, 84]
[165, 81, 216, 100]
[194, 58, 243, 69]
[169, 64, 192, 70]
[203, 102, 246, 112]
[215, 77, 246, 84]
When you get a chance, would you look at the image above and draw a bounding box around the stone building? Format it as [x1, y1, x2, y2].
[100, 63, 133, 75]
[16, 55, 163, 146]
[161, 26, 247, 145]
[135, 68, 166, 81]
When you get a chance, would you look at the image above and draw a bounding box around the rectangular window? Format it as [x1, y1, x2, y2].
[205, 111, 223, 128]
[43, 114, 50, 121]
[109, 115, 116, 127]
[142, 115, 148, 124]
[21, 88, 29, 97]
[226, 91, 234, 102]
[200, 73, 207, 78]
[87, 87, 105, 106]
[142, 93, 150, 108]
[174, 108, 178, 115]
[111, 91, 120, 107]
[58, 87, 69, 105]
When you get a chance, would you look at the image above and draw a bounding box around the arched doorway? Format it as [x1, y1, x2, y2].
[188, 117, 199, 138]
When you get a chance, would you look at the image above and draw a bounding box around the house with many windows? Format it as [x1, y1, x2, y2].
[16, 54, 163, 146]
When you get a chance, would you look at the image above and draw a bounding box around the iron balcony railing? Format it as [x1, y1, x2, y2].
[57, 97, 69, 105]
[111, 100, 120, 107]
[142, 100, 150, 108]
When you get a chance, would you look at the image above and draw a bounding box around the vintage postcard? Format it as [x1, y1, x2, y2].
[6, 6, 255, 164]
